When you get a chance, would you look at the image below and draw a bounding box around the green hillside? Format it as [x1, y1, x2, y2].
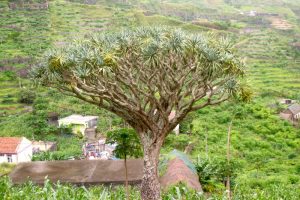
[0, 0, 299, 198]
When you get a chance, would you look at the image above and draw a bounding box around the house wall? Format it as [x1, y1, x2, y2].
[282, 109, 293, 115]
[87, 119, 98, 128]
[282, 110, 293, 120]
[0, 155, 6, 163]
[174, 124, 180, 135]
[0, 154, 17, 163]
[16, 139, 32, 163]
[59, 118, 98, 135]
[72, 124, 86, 135]
[59, 121, 86, 135]
[0, 154, 26, 163]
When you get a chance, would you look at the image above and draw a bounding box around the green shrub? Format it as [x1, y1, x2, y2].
[18, 89, 36, 104]
[1, 95, 14, 104]
[0, 177, 298, 199]
[32, 151, 81, 161]
[195, 156, 241, 193]
[164, 134, 190, 151]
[0, 71, 16, 81]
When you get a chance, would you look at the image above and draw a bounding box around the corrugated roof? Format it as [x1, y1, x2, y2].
[288, 104, 300, 115]
[0, 137, 22, 154]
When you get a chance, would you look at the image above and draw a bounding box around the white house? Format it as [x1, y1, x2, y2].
[0, 137, 32, 163]
[58, 114, 99, 136]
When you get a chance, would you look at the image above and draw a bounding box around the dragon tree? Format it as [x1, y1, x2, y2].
[32, 27, 250, 200]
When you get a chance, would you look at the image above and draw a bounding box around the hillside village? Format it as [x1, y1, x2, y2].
[0, 0, 300, 199]
[0, 112, 182, 163]
[0, 112, 192, 191]
[0, 114, 114, 163]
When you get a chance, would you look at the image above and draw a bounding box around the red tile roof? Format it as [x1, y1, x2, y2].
[0, 137, 22, 154]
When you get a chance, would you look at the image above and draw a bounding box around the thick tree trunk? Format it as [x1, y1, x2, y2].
[141, 143, 161, 200]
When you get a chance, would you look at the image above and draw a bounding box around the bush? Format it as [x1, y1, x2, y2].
[32, 151, 79, 161]
[195, 156, 241, 193]
[0, 71, 16, 81]
[164, 134, 190, 151]
[1, 95, 14, 104]
[0, 163, 15, 176]
[18, 89, 36, 104]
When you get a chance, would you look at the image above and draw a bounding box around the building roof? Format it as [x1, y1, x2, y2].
[160, 158, 202, 191]
[288, 104, 300, 115]
[0, 137, 23, 154]
[9, 159, 143, 185]
[58, 114, 98, 124]
[160, 150, 202, 191]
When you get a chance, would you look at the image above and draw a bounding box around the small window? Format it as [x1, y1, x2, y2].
[7, 155, 12, 163]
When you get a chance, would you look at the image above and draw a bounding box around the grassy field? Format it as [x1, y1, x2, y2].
[0, 0, 299, 198]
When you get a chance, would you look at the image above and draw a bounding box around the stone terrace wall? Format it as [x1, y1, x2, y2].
[8, 1, 48, 10]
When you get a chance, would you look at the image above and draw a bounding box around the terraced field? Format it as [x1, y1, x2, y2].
[235, 29, 300, 95]
[0, 0, 129, 117]
[0, 0, 299, 195]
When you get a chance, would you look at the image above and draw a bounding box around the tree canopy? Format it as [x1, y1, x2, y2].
[32, 26, 250, 200]
[32, 27, 250, 137]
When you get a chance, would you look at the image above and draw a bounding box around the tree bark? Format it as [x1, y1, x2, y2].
[141, 142, 161, 200]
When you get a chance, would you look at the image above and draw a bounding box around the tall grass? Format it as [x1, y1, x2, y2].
[0, 177, 299, 200]
[0, 177, 141, 200]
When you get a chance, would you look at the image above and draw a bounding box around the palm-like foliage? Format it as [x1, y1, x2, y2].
[32, 26, 250, 200]
[32, 27, 249, 127]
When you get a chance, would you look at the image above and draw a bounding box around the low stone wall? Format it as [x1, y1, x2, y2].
[8, 2, 49, 10]
[9, 159, 144, 186]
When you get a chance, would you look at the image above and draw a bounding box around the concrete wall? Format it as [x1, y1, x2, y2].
[88, 119, 98, 128]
